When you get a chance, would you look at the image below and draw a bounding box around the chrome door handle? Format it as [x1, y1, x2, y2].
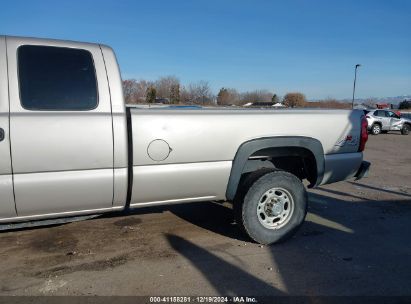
[0, 128, 4, 142]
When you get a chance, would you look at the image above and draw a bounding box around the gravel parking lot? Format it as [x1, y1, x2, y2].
[0, 134, 410, 296]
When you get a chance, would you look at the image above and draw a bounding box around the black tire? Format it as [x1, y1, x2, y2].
[401, 124, 410, 135]
[234, 168, 274, 231]
[371, 124, 381, 135]
[234, 169, 307, 245]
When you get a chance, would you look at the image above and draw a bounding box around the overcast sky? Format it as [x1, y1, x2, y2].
[1, 0, 410, 99]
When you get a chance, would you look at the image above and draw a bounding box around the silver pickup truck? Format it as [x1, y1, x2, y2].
[0, 36, 370, 244]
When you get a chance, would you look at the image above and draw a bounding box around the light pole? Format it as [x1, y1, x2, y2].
[352, 64, 361, 109]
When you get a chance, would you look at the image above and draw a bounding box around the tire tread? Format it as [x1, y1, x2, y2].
[234, 169, 307, 244]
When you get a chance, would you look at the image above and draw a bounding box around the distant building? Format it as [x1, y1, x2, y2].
[243, 102, 276, 107]
[376, 103, 391, 109]
[354, 104, 368, 110]
[273, 102, 286, 108]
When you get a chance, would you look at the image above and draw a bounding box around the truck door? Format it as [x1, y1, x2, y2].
[6, 37, 114, 217]
[0, 36, 17, 219]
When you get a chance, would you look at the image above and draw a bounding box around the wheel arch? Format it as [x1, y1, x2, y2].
[371, 122, 382, 134]
[226, 136, 325, 201]
[402, 122, 411, 134]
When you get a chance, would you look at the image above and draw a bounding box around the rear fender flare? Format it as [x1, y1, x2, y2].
[225, 136, 325, 201]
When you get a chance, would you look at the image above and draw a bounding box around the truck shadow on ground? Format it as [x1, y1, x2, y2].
[165, 191, 411, 295]
[347, 181, 411, 198]
[166, 233, 286, 295]
[1, 187, 411, 295]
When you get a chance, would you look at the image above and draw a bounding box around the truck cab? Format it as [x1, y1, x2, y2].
[0, 36, 128, 220]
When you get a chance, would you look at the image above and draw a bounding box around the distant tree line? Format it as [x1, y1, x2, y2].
[217, 88, 272, 105]
[305, 98, 351, 109]
[122, 77, 352, 109]
[399, 100, 411, 109]
[123, 76, 213, 105]
[122, 76, 284, 106]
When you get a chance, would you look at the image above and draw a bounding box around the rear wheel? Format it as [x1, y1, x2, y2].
[234, 169, 307, 244]
[371, 124, 381, 135]
[402, 124, 410, 135]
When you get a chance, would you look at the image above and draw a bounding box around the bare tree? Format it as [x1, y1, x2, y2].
[145, 86, 156, 104]
[283, 92, 306, 108]
[240, 90, 272, 105]
[122, 79, 153, 104]
[183, 81, 213, 104]
[363, 98, 376, 108]
[271, 94, 280, 104]
[155, 76, 180, 101]
[123, 79, 137, 104]
[217, 87, 240, 105]
[180, 86, 191, 104]
[170, 84, 180, 104]
[135, 80, 152, 103]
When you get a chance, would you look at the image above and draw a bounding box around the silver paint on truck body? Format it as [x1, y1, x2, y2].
[322, 152, 363, 185]
[99, 45, 128, 207]
[12, 169, 114, 216]
[130, 161, 231, 205]
[130, 108, 362, 166]
[128, 108, 363, 205]
[6, 36, 115, 216]
[0, 35, 17, 218]
[0, 205, 124, 224]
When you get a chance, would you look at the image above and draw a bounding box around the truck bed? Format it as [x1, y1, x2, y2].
[127, 107, 364, 206]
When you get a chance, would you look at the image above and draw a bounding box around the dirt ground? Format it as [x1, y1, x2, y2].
[0, 133, 410, 297]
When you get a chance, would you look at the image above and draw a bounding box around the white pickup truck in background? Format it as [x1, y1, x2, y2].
[0, 36, 370, 244]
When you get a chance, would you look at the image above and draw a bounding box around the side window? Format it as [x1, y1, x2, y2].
[374, 110, 384, 117]
[387, 111, 400, 119]
[18, 45, 98, 110]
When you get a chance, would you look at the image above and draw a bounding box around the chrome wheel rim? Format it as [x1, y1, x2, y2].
[257, 187, 294, 229]
[373, 125, 380, 134]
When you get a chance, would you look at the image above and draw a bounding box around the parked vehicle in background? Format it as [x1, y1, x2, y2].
[366, 109, 411, 135]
